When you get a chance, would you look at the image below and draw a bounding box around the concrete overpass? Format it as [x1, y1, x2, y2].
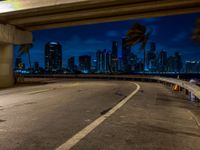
[0, 0, 200, 88]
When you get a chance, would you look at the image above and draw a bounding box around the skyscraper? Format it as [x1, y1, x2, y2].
[135, 60, 144, 72]
[79, 55, 91, 73]
[185, 61, 194, 73]
[68, 56, 75, 72]
[122, 38, 131, 72]
[159, 50, 167, 72]
[185, 61, 200, 73]
[106, 51, 112, 73]
[96, 50, 103, 72]
[96, 49, 111, 73]
[45, 42, 62, 72]
[174, 52, 183, 72]
[34, 62, 39, 70]
[167, 56, 175, 72]
[111, 41, 118, 72]
[146, 42, 157, 72]
[129, 52, 138, 72]
[118, 57, 123, 72]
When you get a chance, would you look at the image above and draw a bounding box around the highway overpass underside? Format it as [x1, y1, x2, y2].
[0, 0, 200, 87]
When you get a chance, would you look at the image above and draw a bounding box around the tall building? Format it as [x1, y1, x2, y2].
[45, 42, 62, 72]
[96, 50, 103, 72]
[174, 52, 182, 72]
[135, 60, 144, 72]
[118, 57, 123, 72]
[91, 58, 97, 72]
[34, 62, 39, 70]
[185, 61, 200, 73]
[96, 49, 111, 73]
[79, 55, 91, 73]
[159, 50, 167, 72]
[106, 51, 112, 73]
[167, 56, 175, 72]
[146, 42, 157, 72]
[122, 38, 131, 72]
[68, 56, 75, 72]
[185, 61, 193, 73]
[111, 41, 118, 72]
[129, 52, 138, 72]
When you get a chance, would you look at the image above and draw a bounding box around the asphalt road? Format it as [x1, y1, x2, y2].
[0, 80, 137, 150]
[0, 80, 200, 150]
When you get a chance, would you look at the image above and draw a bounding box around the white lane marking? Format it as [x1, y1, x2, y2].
[56, 83, 140, 150]
[25, 83, 80, 95]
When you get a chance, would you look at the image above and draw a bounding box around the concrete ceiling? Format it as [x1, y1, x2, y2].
[0, 0, 200, 31]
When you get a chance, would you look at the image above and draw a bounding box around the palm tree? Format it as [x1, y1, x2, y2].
[126, 23, 152, 71]
[18, 44, 33, 71]
[193, 18, 200, 43]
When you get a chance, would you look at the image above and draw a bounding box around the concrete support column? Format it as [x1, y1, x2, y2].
[0, 44, 14, 88]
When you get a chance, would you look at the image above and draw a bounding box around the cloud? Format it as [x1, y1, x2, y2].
[106, 30, 119, 37]
[171, 32, 188, 42]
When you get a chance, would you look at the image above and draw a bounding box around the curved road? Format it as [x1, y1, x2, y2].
[0, 80, 137, 150]
[0, 80, 200, 150]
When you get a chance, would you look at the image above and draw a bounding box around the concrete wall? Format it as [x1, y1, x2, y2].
[0, 44, 14, 88]
[0, 23, 32, 88]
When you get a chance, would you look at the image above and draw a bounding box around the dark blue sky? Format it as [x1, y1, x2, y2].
[15, 12, 200, 68]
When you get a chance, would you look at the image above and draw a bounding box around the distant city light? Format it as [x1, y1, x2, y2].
[50, 42, 59, 45]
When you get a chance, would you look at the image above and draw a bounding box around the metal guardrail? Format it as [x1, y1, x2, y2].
[153, 77, 200, 100]
[23, 74, 200, 99]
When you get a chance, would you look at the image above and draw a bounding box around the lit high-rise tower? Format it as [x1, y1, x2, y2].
[111, 41, 118, 72]
[45, 42, 62, 72]
[122, 38, 131, 72]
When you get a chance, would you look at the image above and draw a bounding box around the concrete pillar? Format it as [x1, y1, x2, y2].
[0, 44, 14, 88]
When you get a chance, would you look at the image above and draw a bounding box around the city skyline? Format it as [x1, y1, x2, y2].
[14, 12, 200, 68]
[15, 40, 200, 74]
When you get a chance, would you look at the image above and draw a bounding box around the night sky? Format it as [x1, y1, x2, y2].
[14, 12, 200, 68]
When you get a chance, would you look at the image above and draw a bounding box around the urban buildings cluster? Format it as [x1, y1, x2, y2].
[15, 40, 200, 74]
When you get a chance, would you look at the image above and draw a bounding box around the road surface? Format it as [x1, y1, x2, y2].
[0, 80, 200, 150]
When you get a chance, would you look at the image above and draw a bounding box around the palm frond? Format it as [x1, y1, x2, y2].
[18, 44, 33, 57]
[126, 23, 153, 51]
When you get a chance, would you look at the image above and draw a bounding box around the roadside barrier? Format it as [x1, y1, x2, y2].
[23, 74, 200, 100]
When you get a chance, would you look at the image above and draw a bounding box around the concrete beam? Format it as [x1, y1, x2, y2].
[0, 24, 32, 44]
[0, 0, 200, 31]
[26, 6, 200, 31]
